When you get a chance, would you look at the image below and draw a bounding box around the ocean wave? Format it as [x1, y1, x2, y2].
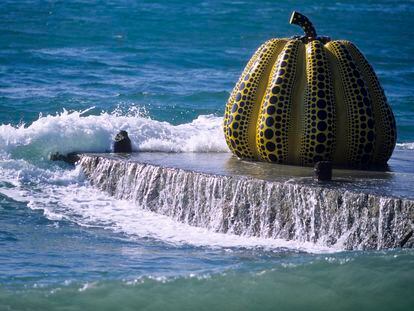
[0, 107, 228, 161]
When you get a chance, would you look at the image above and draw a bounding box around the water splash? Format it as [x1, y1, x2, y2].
[0, 109, 228, 161]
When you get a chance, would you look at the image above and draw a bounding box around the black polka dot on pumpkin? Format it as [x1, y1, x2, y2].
[317, 99, 326, 109]
[268, 154, 277, 162]
[267, 106, 276, 115]
[272, 86, 280, 94]
[264, 129, 274, 139]
[317, 110, 327, 120]
[317, 133, 326, 143]
[266, 142, 276, 152]
[317, 121, 327, 131]
[266, 117, 274, 127]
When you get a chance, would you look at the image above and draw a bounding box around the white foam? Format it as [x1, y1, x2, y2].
[0, 108, 228, 160]
[396, 142, 414, 150]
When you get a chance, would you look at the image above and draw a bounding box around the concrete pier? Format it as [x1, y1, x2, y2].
[78, 150, 414, 250]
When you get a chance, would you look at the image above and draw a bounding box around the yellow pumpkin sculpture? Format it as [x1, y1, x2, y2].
[224, 11, 396, 168]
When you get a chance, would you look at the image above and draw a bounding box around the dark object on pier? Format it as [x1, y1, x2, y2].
[314, 161, 332, 181]
[50, 152, 80, 165]
[113, 130, 132, 153]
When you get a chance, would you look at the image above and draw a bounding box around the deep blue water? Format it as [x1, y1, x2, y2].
[1, 0, 414, 310]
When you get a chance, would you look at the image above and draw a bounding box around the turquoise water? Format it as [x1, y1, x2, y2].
[1, 0, 414, 310]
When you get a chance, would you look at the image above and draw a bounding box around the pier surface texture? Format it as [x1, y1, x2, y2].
[79, 150, 414, 250]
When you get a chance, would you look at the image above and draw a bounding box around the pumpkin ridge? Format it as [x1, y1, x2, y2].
[326, 41, 376, 167]
[247, 40, 286, 158]
[224, 39, 287, 159]
[344, 41, 397, 165]
[256, 40, 300, 163]
[299, 40, 336, 166]
[287, 42, 307, 164]
[224, 41, 268, 151]
[325, 43, 348, 165]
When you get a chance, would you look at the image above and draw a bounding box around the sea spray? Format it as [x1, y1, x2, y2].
[0, 109, 228, 160]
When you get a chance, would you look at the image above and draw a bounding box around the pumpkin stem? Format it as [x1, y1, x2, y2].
[289, 11, 317, 39]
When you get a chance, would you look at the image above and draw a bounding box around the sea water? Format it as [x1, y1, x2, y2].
[0, 0, 413, 310]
